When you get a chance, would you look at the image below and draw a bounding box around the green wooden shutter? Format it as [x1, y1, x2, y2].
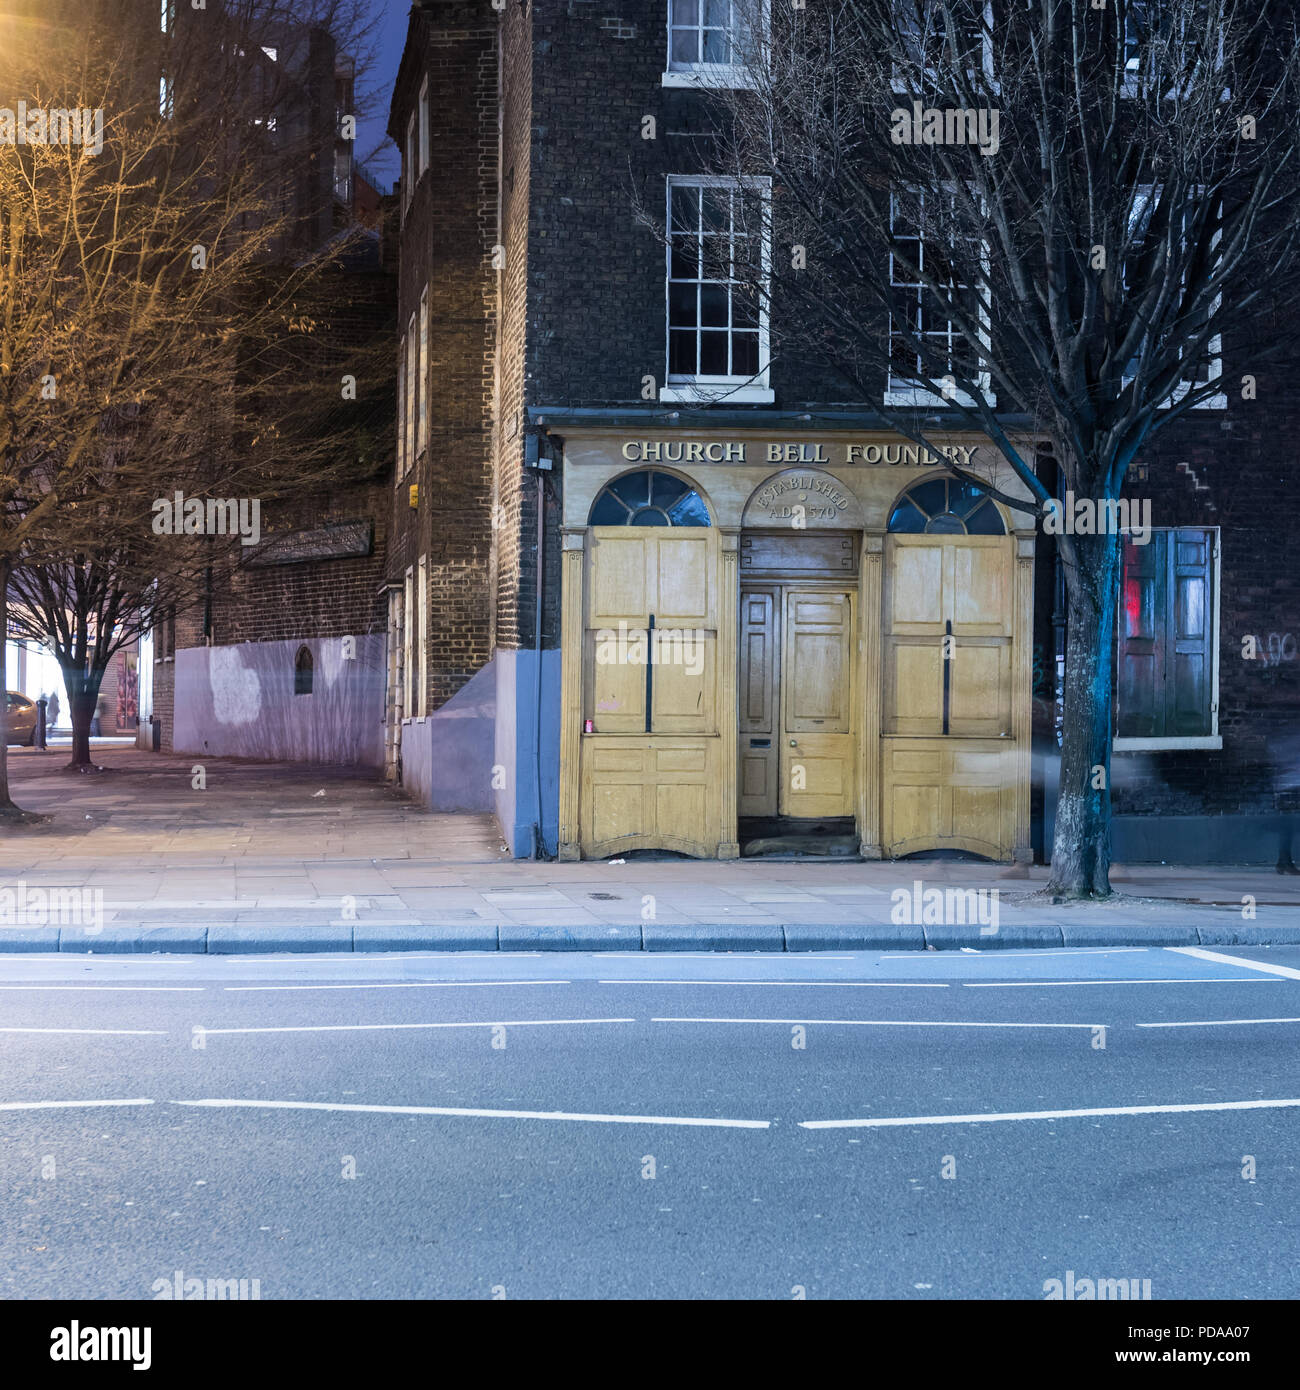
[1117, 531, 1166, 738]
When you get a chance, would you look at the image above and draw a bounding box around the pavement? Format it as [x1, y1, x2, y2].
[3, 744, 1299, 953]
[2, 942, 1298, 1299]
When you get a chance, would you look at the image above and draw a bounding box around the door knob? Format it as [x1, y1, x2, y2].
[789, 739, 797, 747]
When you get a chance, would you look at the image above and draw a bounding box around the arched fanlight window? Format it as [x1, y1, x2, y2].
[294, 645, 314, 695]
[887, 476, 1005, 535]
[588, 469, 711, 527]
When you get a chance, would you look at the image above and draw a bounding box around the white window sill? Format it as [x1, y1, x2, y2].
[885, 387, 995, 410]
[662, 67, 757, 91]
[1114, 735, 1222, 752]
[661, 384, 774, 405]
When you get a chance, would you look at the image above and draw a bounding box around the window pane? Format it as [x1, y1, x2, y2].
[906, 479, 948, 517]
[699, 331, 729, 375]
[670, 185, 699, 232]
[652, 472, 689, 509]
[699, 283, 729, 327]
[667, 489, 711, 527]
[590, 492, 630, 525]
[669, 282, 698, 327]
[669, 239, 698, 281]
[732, 332, 759, 376]
[669, 330, 697, 375]
[630, 508, 670, 526]
[964, 500, 1005, 535]
[702, 27, 729, 63]
[674, 0, 699, 26]
[888, 499, 928, 533]
[611, 471, 652, 508]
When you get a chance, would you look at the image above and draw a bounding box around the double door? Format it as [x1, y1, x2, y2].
[738, 586, 855, 819]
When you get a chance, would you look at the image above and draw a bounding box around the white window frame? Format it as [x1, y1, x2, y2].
[1121, 0, 1226, 101]
[396, 333, 406, 482]
[404, 111, 416, 212]
[1122, 185, 1226, 410]
[404, 311, 417, 470]
[662, 0, 767, 90]
[885, 185, 994, 408]
[661, 174, 773, 405]
[418, 76, 430, 176]
[889, 0, 997, 96]
[1113, 526, 1221, 751]
[417, 287, 429, 455]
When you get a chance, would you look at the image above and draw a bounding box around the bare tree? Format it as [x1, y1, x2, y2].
[661, 0, 1300, 896]
[0, 0, 387, 806]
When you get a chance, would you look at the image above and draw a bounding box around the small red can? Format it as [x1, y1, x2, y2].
[583, 719, 594, 734]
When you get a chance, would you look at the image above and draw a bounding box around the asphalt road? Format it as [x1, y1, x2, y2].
[2, 943, 1298, 1300]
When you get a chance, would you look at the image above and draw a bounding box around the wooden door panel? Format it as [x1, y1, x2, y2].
[586, 630, 646, 733]
[887, 642, 944, 735]
[887, 542, 946, 634]
[947, 642, 1012, 737]
[951, 544, 1012, 635]
[588, 532, 650, 625]
[882, 737, 1013, 858]
[784, 590, 851, 732]
[582, 738, 717, 856]
[656, 534, 715, 627]
[782, 733, 855, 818]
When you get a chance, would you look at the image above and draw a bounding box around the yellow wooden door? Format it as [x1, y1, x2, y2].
[779, 589, 855, 818]
[882, 536, 1015, 857]
[579, 527, 720, 857]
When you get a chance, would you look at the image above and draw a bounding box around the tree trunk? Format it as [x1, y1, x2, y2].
[63, 667, 105, 771]
[1049, 530, 1123, 899]
[0, 559, 14, 812]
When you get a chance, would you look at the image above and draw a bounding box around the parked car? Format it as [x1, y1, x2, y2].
[4, 692, 38, 746]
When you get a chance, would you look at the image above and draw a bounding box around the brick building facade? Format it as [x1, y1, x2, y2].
[384, 0, 1296, 865]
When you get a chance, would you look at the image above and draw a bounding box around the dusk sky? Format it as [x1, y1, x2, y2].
[358, 0, 408, 190]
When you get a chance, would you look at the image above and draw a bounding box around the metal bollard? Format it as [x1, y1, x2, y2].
[35, 697, 47, 750]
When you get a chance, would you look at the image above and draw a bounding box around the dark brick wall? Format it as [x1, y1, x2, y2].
[390, 1, 499, 702]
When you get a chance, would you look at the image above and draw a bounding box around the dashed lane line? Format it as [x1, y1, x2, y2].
[1137, 1017, 1300, 1029]
[0, 1027, 166, 1036]
[652, 1017, 1102, 1029]
[962, 978, 1280, 988]
[600, 979, 949, 988]
[800, 1097, 1300, 1129]
[0, 1098, 156, 1112]
[173, 1098, 770, 1129]
[197, 1018, 636, 1035]
[222, 980, 571, 992]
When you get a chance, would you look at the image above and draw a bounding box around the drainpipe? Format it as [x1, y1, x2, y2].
[532, 463, 545, 858]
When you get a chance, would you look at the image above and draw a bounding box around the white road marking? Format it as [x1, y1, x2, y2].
[963, 978, 1280, 988]
[800, 1098, 1300, 1129]
[601, 979, 949, 988]
[0, 986, 204, 992]
[1137, 1017, 1300, 1029]
[1167, 946, 1300, 981]
[0, 1098, 155, 1112]
[887, 948, 1149, 960]
[175, 1098, 770, 1129]
[653, 1017, 1101, 1029]
[198, 1018, 635, 1035]
[222, 981, 570, 992]
[0, 1027, 166, 1036]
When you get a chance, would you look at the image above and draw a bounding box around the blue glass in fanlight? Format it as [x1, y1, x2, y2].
[887, 476, 1005, 535]
[589, 470, 711, 527]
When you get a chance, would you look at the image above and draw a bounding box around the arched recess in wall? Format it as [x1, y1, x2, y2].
[294, 645, 314, 696]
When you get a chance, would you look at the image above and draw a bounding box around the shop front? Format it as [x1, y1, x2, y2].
[555, 427, 1038, 863]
